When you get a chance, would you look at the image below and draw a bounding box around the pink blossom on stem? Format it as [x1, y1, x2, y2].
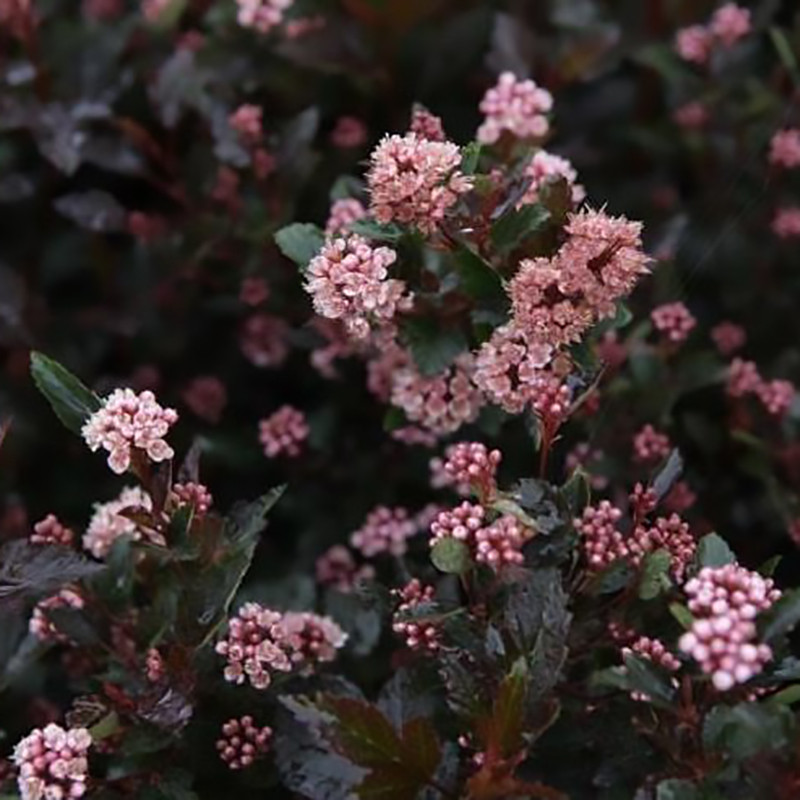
[83, 486, 154, 559]
[350, 506, 417, 558]
[239, 277, 270, 306]
[477, 72, 553, 144]
[272, 611, 347, 671]
[675, 25, 712, 64]
[145, 648, 165, 683]
[651, 302, 696, 343]
[30, 589, 85, 643]
[315, 545, 375, 592]
[330, 116, 368, 149]
[429, 502, 486, 546]
[171, 482, 213, 515]
[391, 425, 438, 447]
[217, 717, 272, 770]
[473, 514, 533, 568]
[409, 105, 446, 142]
[229, 104, 263, 144]
[443, 442, 502, 501]
[366, 133, 472, 234]
[520, 150, 585, 207]
[258, 405, 309, 458]
[392, 579, 439, 651]
[709, 3, 751, 48]
[182, 376, 227, 424]
[663, 481, 697, 514]
[574, 500, 628, 571]
[236, 0, 292, 33]
[631, 514, 696, 581]
[82, 388, 178, 475]
[305, 235, 411, 340]
[31, 514, 74, 546]
[756, 379, 795, 417]
[772, 207, 800, 239]
[633, 424, 671, 464]
[769, 129, 800, 169]
[240, 313, 289, 368]
[679, 564, 780, 690]
[711, 321, 746, 356]
[621, 636, 680, 701]
[726, 358, 762, 398]
[325, 198, 367, 236]
[12, 724, 92, 800]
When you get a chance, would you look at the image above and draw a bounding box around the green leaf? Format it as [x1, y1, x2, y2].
[453, 244, 508, 310]
[702, 703, 794, 761]
[430, 538, 471, 574]
[768, 684, 800, 706]
[274, 223, 325, 270]
[324, 697, 400, 768]
[669, 602, 695, 630]
[479, 658, 529, 759]
[759, 588, 800, 643]
[594, 655, 676, 709]
[639, 549, 672, 600]
[695, 533, 735, 569]
[401, 317, 468, 377]
[460, 142, 482, 174]
[348, 219, 405, 242]
[30, 352, 102, 435]
[656, 779, 699, 800]
[560, 467, 591, 515]
[490, 203, 550, 254]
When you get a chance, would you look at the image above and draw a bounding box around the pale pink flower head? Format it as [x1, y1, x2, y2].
[240, 276, 270, 307]
[391, 425, 438, 448]
[239, 313, 289, 368]
[272, 611, 347, 670]
[229, 104, 263, 145]
[520, 150, 585, 207]
[236, 0, 292, 33]
[726, 358, 762, 398]
[757, 379, 795, 417]
[258, 405, 309, 458]
[477, 72, 553, 144]
[409, 105, 446, 142]
[633, 424, 671, 464]
[673, 101, 709, 130]
[711, 321, 746, 356]
[443, 442, 502, 501]
[305, 235, 411, 340]
[325, 198, 367, 236]
[217, 717, 272, 770]
[710, 3, 751, 48]
[31, 514, 74, 546]
[651, 301, 696, 343]
[84, 486, 154, 559]
[83, 0, 123, 20]
[430, 501, 486, 546]
[675, 25, 713, 64]
[351, 506, 417, 558]
[182, 376, 227, 424]
[392, 579, 439, 651]
[631, 513, 696, 581]
[170, 482, 213, 516]
[29, 589, 85, 643]
[81, 388, 178, 475]
[12, 723, 92, 800]
[142, 0, 170, 23]
[769, 129, 800, 169]
[772, 207, 800, 239]
[128, 211, 166, 243]
[574, 500, 628, 571]
[366, 133, 472, 234]
[473, 514, 533, 569]
[330, 116, 368, 149]
[390, 353, 484, 435]
[315, 545, 375, 592]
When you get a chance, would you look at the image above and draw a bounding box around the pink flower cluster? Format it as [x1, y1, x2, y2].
[633, 424, 671, 464]
[350, 506, 417, 558]
[305, 235, 411, 339]
[145, 648, 165, 683]
[679, 564, 781, 691]
[258, 405, 308, 458]
[651, 302, 696, 343]
[772, 207, 800, 239]
[574, 500, 627, 570]
[443, 442, 501, 502]
[142, 0, 170, 23]
[330, 116, 368, 149]
[392, 579, 439, 651]
[240, 313, 289, 368]
[409, 105, 446, 142]
[520, 150, 585, 207]
[83, 486, 154, 559]
[673, 102, 709, 130]
[315, 545, 375, 592]
[229, 104, 263, 144]
[31, 514, 74, 546]
[171, 482, 213, 515]
[30, 589, 85, 644]
[711, 321, 746, 356]
[477, 72, 553, 144]
[675, 3, 751, 64]
[12, 724, 92, 800]
[634, 513, 696, 582]
[366, 133, 472, 233]
[769, 129, 800, 169]
[217, 717, 272, 770]
[325, 198, 366, 236]
[235, 0, 292, 33]
[182, 376, 227, 423]
[509, 209, 650, 348]
[390, 354, 483, 435]
[216, 603, 346, 689]
[82, 389, 178, 475]
[726, 359, 795, 417]
[240, 276, 270, 307]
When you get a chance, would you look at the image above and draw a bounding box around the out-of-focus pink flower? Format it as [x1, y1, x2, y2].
[673, 101, 709, 130]
[84, 486, 155, 559]
[305, 235, 411, 340]
[182, 376, 227, 424]
[633, 424, 671, 464]
[391, 425, 439, 448]
[171, 482, 213, 515]
[29, 589, 85, 643]
[663, 480, 697, 514]
[709, 3, 751, 48]
[351, 506, 417, 558]
[772, 207, 800, 239]
[367, 133, 472, 234]
[211, 167, 241, 213]
[726, 358, 762, 398]
[82, 388, 178, 475]
[675, 25, 713, 64]
[31, 514, 74, 546]
[409, 105, 446, 142]
[325, 198, 367, 236]
[258, 405, 308, 458]
[236, 0, 292, 33]
[477, 72, 553, 144]
[392, 579, 439, 651]
[565, 443, 608, 490]
[309, 318, 359, 379]
[142, 0, 170, 23]
[711, 321, 746, 356]
[651, 301, 696, 344]
[128, 211, 167, 243]
[145, 648, 165, 683]
[757, 379, 795, 417]
[240, 313, 289, 368]
[217, 717, 272, 770]
[595, 331, 628, 369]
[330, 116, 368, 149]
[284, 14, 325, 38]
[83, 0, 123, 20]
[252, 148, 276, 180]
[240, 277, 270, 307]
[520, 150, 585, 206]
[315, 545, 374, 592]
[769, 129, 800, 169]
[229, 104, 263, 144]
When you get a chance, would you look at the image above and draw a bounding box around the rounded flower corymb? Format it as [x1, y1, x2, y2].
[81, 388, 178, 475]
[477, 72, 553, 144]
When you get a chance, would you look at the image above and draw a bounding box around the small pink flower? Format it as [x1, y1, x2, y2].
[443, 442, 502, 502]
[182, 376, 227, 424]
[330, 116, 368, 149]
[240, 313, 289, 368]
[128, 211, 166, 243]
[574, 501, 628, 571]
[711, 321, 746, 356]
[769, 129, 800, 169]
[756, 379, 795, 417]
[631, 514, 696, 581]
[633, 424, 671, 464]
[217, 717, 272, 770]
[31, 514, 74, 546]
[30, 589, 85, 643]
[477, 72, 553, 144]
[473, 514, 533, 568]
[315, 545, 374, 592]
[673, 102, 709, 130]
[409, 105, 446, 142]
[392, 579, 439, 651]
[229, 104, 263, 144]
[351, 506, 417, 558]
[284, 14, 325, 38]
[84, 486, 155, 559]
[82, 388, 178, 475]
[325, 198, 367, 236]
[772, 207, 800, 239]
[726, 358, 762, 398]
[709, 3, 751, 48]
[272, 611, 348, 670]
[142, 0, 170, 23]
[236, 0, 292, 33]
[258, 405, 309, 458]
[211, 167, 241, 212]
[520, 150, 585, 206]
[675, 25, 713, 64]
[651, 301, 696, 343]
[366, 133, 472, 234]
[145, 648, 165, 683]
[240, 276, 270, 307]
[171, 482, 213, 515]
[391, 425, 438, 447]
